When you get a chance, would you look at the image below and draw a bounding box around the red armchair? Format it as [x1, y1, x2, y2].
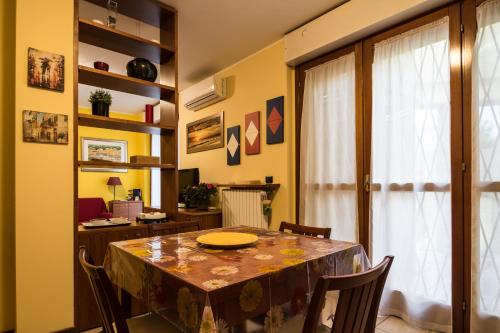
[78, 198, 113, 223]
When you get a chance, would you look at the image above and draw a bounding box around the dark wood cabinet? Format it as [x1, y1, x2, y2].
[75, 212, 222, 331]
[177, 209, 222, 230]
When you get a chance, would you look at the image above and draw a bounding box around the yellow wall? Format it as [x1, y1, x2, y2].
[78, 109, 151, 206]
[179, 40, 295, 229]
[0, 0, 16, 331]
[15, 0, 74, 331]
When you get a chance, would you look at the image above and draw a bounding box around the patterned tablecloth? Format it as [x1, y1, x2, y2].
[103, 226, 370, 333]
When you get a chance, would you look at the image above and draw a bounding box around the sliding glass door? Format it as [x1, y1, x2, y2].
[369, 17, 453, 332]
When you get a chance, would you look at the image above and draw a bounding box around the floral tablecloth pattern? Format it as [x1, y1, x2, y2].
[103, 226, 369, 333]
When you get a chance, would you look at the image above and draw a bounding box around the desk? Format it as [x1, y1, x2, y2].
[104, 226, 369, 332]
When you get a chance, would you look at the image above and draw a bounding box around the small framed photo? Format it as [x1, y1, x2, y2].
[23, 110, 68, 145]
[186, 112, 224, 154]
[81, 138, 128, 172]
[27, 47, 65, 92]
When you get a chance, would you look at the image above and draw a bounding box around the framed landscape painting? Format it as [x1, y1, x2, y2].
[23, 110, 68, 144]
[186, 112, 224, 153]
[81, 138, 128, 172]
[27, 47, 65, 92]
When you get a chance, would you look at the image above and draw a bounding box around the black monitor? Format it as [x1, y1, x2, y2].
[178, 168, 200, 203]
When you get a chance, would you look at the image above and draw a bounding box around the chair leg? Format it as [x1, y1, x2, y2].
[120, 289, 132, 317]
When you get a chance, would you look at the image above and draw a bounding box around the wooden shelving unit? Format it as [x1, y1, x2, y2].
[78, 160, 175, 170]
[78, 65, 175, 101]
[79, 18, 174, 63]
[78, 113, 175, 134]
[74, 0, 179, 330]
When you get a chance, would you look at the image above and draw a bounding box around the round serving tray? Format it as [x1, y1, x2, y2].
[196, 232, 258, 249]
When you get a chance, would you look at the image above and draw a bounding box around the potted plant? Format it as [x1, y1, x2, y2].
[89, 89, 112, 117]
[182, 183, 217, 210]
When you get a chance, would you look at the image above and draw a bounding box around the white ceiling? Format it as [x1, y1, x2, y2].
[160, 0, 348, 90]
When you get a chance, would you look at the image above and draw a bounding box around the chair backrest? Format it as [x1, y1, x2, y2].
[79, 246, 129, 333]
[303, 255, 394, 333]
[279, 221, 331, 239]
[150, 220, 201, 236]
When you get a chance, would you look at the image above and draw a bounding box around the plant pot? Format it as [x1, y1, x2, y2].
[92, 102, 109, 117]
[195, 199, 210, 211]
[126, 58, 158, 82]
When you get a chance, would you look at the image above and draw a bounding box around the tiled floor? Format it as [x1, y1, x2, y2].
[83, 315, 441, 333]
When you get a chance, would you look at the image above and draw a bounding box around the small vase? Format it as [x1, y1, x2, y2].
[92, 102, 109, 117]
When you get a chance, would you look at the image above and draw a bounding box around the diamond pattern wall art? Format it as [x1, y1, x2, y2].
[266, 96, 284, 144]
[245, 111, 260, 155]
[227, 125, 240, 165]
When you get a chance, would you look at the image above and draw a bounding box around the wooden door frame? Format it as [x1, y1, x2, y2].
[295, 2, 467, 331]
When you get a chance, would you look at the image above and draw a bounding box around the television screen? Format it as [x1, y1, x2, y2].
[178, 168, 200, 203]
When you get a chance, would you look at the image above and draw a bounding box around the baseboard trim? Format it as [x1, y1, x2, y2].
[51, 327, 76, 333]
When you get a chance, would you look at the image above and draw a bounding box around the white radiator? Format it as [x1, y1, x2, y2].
[222, 190, 268, 229]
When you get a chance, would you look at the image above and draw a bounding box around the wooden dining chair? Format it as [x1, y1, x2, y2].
[149, 220, 201, 236]
[302, 255, 394, 333]
[78, 246, 181, 333]
[279, 221, 332, 239]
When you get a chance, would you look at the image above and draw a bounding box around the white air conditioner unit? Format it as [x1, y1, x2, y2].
[183, 75, 226, 111]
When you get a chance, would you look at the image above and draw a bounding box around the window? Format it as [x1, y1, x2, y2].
[370, 17, 452, 331]
[150, 134, 161, 208]
[472, 1, 500, 331]
[300, 51, 358, 242]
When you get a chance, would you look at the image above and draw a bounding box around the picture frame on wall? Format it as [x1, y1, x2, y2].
[227, 125, 240, 165]
[266, 96, 284, 144]
[186, 112, 224, 154]
[81, 137, 128, 172]
[27, 47, 65, 92]
[245, 111, 260, 155]
[22, 110, 69, 145]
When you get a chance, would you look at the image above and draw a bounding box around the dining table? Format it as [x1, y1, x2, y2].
[103, 225, 370, 333]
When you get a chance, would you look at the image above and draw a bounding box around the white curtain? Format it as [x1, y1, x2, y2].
[371, 18, 452, 332]
[300, 53, 358, 242]
[472, 1, 500, 332]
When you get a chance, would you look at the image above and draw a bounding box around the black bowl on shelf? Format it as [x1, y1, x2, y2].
[126, 58, 158, 82]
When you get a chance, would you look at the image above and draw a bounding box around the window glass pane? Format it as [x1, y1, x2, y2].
[371, 18, 452, 331]
[473, 1, 500, 331]
[150, 134, 161, 208]
[300, 52, 358, 242]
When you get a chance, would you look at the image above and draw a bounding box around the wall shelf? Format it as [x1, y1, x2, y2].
[78, 19, 174, 63]
[78, 65, 175, 102]
[78, 113, 175, 135]
[84, 0, 176, 28]
[78, 160, 175, 170]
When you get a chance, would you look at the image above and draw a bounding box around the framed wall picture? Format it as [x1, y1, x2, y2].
[27, 47, 65, 92]
[81, 138, 128, 172]
[227, 125, 240, 165]
[266, 96, 284, 144]
[186, 112, 224, 154]
[23, 110, 68, 145]
[245, 111, 260, 155]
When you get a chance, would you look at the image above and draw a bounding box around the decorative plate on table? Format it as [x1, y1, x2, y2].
[82, 218, 131, 229]
[196, 232, 259, 249]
